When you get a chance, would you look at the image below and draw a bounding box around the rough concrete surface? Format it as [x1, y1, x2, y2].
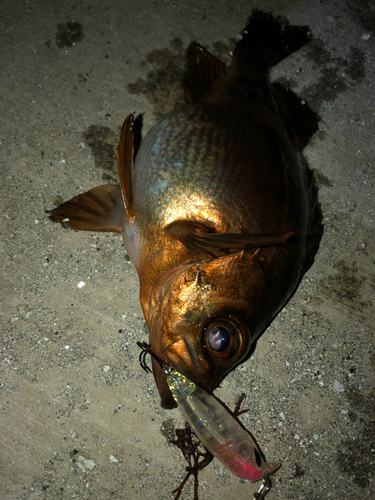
[1, 0, 374, 499]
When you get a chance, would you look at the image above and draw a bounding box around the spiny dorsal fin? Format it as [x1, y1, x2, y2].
[166, 220, 293, 258]
[183, 42, 226, 102]
[117, 113, 135, 217]
[272, 82, 318, 150]
[47, 184, 124, 233]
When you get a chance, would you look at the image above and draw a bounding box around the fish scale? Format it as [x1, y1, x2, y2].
[134, 103, 288, 233]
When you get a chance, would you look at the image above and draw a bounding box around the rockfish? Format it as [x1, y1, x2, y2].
[49, 11, 323, 409]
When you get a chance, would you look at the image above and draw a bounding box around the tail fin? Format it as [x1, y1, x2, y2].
[183, 11, 311, 103]
[234, 10, 311, 68]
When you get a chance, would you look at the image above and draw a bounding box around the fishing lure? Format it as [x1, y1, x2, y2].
[138, 342, 280, 498]
[166, 370, 280, 486]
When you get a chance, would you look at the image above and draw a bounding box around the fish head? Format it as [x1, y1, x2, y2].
[148, 250, 268, 409]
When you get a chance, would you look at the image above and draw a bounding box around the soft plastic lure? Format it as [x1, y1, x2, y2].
[166, 369, 280, 494]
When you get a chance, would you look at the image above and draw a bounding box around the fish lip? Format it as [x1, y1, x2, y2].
[151, 357, 177, 409]
[165, 338, 215, 393]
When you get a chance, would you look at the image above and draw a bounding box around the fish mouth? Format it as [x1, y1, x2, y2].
[151, 357, 178, 409]
[165, 338, 215, 393]
[151, 337, 216, 409]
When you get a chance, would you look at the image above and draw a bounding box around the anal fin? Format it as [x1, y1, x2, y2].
[272, 82, 319, 150]
[304, 167, 324, 272]
[47, 184, 124, 233]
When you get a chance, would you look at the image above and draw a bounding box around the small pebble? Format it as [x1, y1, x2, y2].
[333, 380, 344, 392]
[318, 122, 327, 132]
[76, 456, 96, 471]
[103, 365, 110, 372]
[361, 33, 371, 40]
[77, 281, 85, 288]
[109, 455, 118, 463]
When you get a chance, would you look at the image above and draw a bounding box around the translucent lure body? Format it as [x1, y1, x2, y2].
[166, 370, 280, 482]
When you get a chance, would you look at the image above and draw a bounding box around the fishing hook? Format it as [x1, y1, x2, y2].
[137, 341, 153, 374]
[137, 341, 171, 374]
[252, 476, 272, 500]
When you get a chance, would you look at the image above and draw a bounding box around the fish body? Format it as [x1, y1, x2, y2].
[49, 11, 323, 409]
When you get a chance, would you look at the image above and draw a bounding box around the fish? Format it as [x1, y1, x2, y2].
[48, 10, 323, 410]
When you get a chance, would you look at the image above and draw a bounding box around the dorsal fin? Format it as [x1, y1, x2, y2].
[166, 220, 293, 258]
[116, 113, 135, 217]
[47, 184, 124, 233]
[183, 42, 226, 102]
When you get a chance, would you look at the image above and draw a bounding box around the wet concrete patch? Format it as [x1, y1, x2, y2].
[324, 261, 363, 302]
[346, 0, 375, 33]
[313, 260, 371, 322]
[346, 47, 366, 82]
[160, 417, 177, 442]
[313, 168, 333, 187]
[301, 39, 366, 108]
[127, 38, 185, 119]
[56, 21, 84, 48]
[337, 386, 375, 488]
[82, 125, 118, 182]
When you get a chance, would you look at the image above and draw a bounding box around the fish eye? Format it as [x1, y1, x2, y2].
[208, 326, 231, 351]
[203, 317, 251, 367]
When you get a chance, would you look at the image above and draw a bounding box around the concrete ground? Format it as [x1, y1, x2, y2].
[1, 0, 374, 499]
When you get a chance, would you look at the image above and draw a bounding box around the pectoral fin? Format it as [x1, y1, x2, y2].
[117, 113, 135, 217]
[166, 220, 293, 258]
[47, 184, 124, 233]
